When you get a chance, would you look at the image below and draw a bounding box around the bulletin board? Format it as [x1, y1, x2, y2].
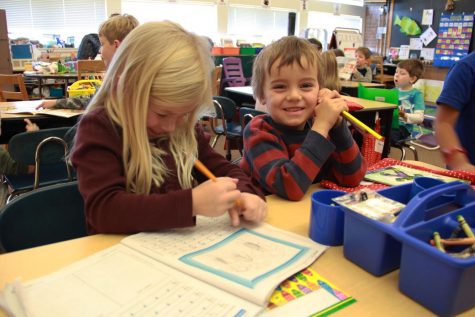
[328, 28, 363, 56]
[389, 0, 475, 65]
[433, 13, 474, 67]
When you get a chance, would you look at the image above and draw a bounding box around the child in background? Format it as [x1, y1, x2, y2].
[38, 14, 139, 110]
[0, 119, 38, 175]
[351, 47, 372, 83]
[320, 50, 341, 92]
[71, 21, 267, 234]
[391, 59, 425, 143]
[240, 36, 366, 201]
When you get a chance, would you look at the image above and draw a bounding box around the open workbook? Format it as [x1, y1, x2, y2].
[2, 100, 83, 118]
[1, 216, 326, 317]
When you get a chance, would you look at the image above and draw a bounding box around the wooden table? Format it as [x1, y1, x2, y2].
[0, 100, 81, 143]
[224, 86, 396, 157]
[2, 180, 472, 316]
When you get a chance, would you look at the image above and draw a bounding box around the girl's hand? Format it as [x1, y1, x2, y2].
[312, 90, 348, 137]
[192, 177, 241, 218]
[228, 193, 267, 227]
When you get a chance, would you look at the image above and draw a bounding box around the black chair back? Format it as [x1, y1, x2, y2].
[0, 181, 87, 252]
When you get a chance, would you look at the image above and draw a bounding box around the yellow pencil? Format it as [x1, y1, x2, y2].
[342, 110, 383, 140]
[193, 159, 242, 208]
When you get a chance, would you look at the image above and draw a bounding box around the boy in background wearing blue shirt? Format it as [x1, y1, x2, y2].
[391, 59, 425, 143]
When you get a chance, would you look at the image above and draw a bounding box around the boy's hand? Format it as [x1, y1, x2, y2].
[24, 119, 39, 132]
[228, 193, 267, 227]
[36, 99, 57, 109]
[313, 89, 348, 137]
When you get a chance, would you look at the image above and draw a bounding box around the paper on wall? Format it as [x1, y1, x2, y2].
[422, 9, 433, 26]
[421, 48, 435, 61]
[399, 45, 410, 59]
[420, 27, 437, 46]
[409, 38, 423, 50]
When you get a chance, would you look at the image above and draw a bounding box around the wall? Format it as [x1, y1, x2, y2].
[389, 0, 475, 53]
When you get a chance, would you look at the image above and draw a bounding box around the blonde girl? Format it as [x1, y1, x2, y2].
[72, 21, 267, 234]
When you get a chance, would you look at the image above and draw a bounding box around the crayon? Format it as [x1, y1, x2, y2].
[457, 215, 475, 238]
[433, 232, 446, 253]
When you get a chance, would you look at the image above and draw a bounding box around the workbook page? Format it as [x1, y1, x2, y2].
[121, 216, 326, 306]
[4, 244, 260, 317]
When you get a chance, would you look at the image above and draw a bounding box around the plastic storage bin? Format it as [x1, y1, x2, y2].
[239, 47, 256, 55]
[67, 80, 101, 98]
[222, 47, 240, 55]
[342, 177, 458, 276]
[394, 182, 475, 317]
[342, 183, 410, 276]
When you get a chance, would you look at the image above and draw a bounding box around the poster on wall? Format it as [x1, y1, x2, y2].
[433, 13, 474, 67]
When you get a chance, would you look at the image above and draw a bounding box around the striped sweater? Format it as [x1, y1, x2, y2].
[240, 114, 367, 201]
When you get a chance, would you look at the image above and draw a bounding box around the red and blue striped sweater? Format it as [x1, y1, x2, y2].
[240, 114, 367, 201]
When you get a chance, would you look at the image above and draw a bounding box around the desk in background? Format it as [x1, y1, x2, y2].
[340, 80, 386, 97]
[0, 101, 81, 143]
[2, 180, 472, 316]
[223, 86, 396, 158]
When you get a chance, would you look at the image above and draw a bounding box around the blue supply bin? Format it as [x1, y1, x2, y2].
[341, 178, 460, 276]
[393, 182, 475, 317]
[342, 183, 410, 276]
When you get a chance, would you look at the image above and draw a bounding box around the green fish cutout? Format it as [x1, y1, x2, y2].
[394, 15, 422, 36]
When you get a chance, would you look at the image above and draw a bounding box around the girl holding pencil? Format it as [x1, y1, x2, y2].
[71, 21, 267, 234]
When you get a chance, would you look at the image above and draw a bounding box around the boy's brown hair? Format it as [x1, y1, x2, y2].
[355, 46, 371, 59]
[252, 36, 323, 101]
[99, 14, 139, 44]
[397, 59, 425, 83]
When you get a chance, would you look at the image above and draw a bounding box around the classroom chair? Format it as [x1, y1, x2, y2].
[210, 96, 242, 161]
[4, 127, 74, 202]
[0, 181, 87, 252]
[0, 74, 29, 101]
[77, 59, 106, 80]
[239, 107, 266, 128]
[213, 65, 223, 95]
[222, 57, 251, 89]
[371, 55, 395, 86]
[357, 84, 419, 161]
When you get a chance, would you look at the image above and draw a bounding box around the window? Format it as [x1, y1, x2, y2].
[3, 0, 106, 47]
[314, 0, 364, 6]
[227, 6, 291, 44]
[307, 11, 362, 45]
[121, 0, 217, 38]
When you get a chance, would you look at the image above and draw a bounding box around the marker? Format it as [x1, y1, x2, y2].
[193, 159, 242, 208]
[342, 110, 383, 140]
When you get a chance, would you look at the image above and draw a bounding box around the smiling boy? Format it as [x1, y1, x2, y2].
[240, 36, 366, 201]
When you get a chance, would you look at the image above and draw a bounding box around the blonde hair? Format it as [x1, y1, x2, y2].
[320, 50, 341, 91]
[252, 36, 323, 101]
[87, 21, 214, 194]
[98, 14, 139, 44]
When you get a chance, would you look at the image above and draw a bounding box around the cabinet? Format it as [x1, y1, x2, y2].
[0, 9, 13, 75]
